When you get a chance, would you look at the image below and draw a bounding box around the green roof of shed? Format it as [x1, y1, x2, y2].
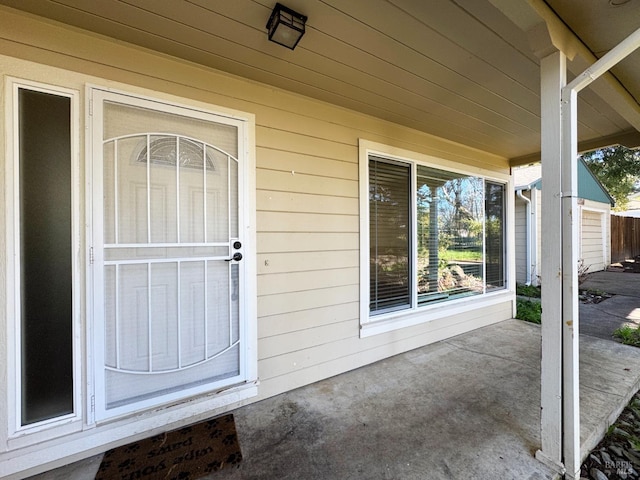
[516, 159, 614, 206]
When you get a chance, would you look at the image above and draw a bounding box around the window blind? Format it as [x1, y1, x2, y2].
[369, 157, 411, 313]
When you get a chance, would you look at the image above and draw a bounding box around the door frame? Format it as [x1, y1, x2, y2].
[86, 84, 257, 424]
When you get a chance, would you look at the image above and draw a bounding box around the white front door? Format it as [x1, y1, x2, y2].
[90, 89, 248, 420]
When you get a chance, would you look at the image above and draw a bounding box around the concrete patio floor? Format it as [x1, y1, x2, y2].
[29, 319, 640, 480]
[580, 269, 640, 341]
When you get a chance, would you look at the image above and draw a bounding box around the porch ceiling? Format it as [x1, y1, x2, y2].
[2, 0, 639, 163]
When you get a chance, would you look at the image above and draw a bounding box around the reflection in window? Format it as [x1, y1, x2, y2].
[368, 157, 506, 316]
[485, 181, 506, 290]
[417, 166, 484, 305]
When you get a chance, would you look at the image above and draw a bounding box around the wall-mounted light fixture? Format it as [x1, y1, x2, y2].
[266, 3, 307, 50]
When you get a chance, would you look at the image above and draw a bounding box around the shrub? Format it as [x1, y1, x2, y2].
[613, 325, 640, 347]
[516, 283, 541, 298]
[516, 298, 542, 324]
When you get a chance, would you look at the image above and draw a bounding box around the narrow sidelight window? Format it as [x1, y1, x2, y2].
[18, 88, 73, 425]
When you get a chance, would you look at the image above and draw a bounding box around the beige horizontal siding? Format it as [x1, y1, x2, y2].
[0, 7, 513, 415]
[257, 211, 358, 233]
[259, 319, 359, 360]
[257, 300, 514, 398]
[257, 268, 359, 297]
[535, 192, 542, 280]
[258, 232, 359, 253]
[258, 285, 360, 318]
[257, 126, 357, 161]
[257, 251, 359, 275]
[514, 196, 528, 284]
[257, 168, 358, 197]
[260, 301, 513, 380]
[257, 191, 359, 215]
[258, 302, 360, 338]
[514, 190, 542, 282]
[258, 147, 358, 179]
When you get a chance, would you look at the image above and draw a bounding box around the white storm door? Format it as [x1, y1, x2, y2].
[91, 89, 247, 421]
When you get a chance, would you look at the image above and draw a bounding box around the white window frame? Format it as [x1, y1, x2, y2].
[359, 139, 513, 337]
[4, 78, 83, 442]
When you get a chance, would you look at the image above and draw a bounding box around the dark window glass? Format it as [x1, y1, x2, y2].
[19, 88, 73, 425]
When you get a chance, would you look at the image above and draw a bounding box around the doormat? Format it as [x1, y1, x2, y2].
[95, 414, 242, 480]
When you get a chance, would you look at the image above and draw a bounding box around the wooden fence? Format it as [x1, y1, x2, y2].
[611, 215, 640, 263]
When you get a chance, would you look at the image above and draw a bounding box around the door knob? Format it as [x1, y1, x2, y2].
[225, 252, 243, 262]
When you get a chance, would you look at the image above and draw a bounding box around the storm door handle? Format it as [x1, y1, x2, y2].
[225, 252, 243, 262]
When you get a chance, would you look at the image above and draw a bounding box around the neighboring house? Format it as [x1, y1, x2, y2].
[0, 2, 638, 479]
[514, 161, 615, 284]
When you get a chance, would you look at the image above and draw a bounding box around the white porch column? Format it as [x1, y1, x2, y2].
[538, 27, 640, 479]
[559, 28, 640, 478]
[536, 50, 566, 475]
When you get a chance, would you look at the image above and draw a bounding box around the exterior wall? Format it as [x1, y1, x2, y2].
[515, 190, 610, 282]
[0, 8, 514, 477]
[580, 200, 611, 272]
[514, 189, 541, 285]
[514, 191, 529, 284]
[535, 189, 542, 282]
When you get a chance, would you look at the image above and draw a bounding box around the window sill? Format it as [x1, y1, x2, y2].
[360, 289, 514, 338]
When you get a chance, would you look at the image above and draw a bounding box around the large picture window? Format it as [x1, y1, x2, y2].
[367, 154, 506, 317]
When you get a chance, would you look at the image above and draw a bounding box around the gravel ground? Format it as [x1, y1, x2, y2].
[579, 272, 640, 479]
[581, 390, 640, 479]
